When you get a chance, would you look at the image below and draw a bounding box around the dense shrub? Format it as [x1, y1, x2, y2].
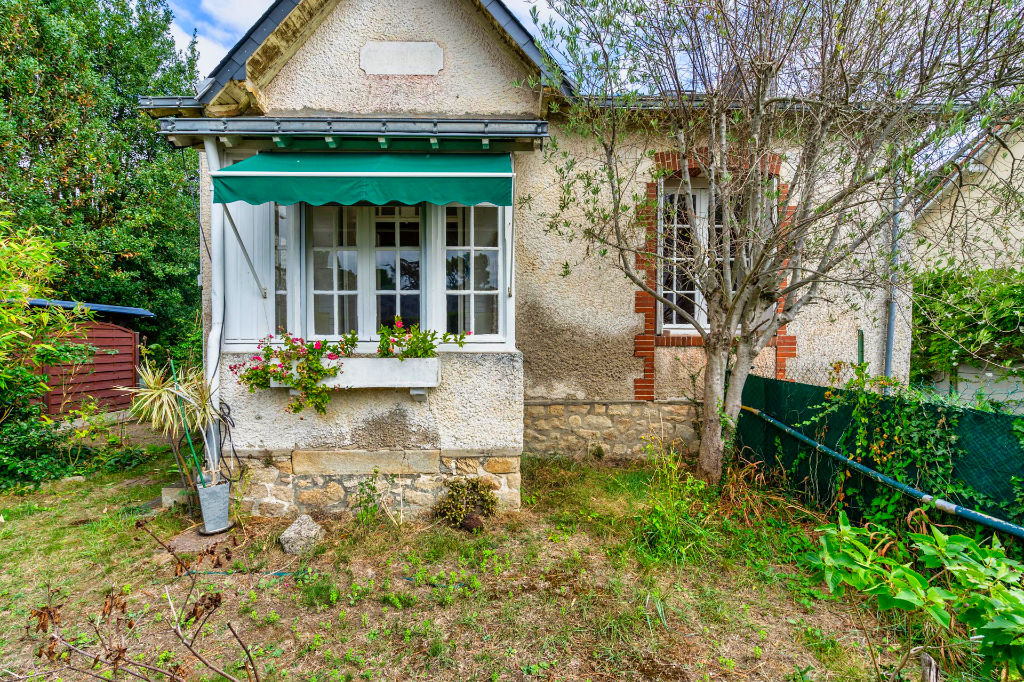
[434, 479, 498, 529]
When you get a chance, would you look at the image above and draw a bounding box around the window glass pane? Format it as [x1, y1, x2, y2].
[314, 294, 334, 335]
[662, 293, 676, 325]
[377, 206, 396, 217]
[311, 208, 336, 247]
[338, 295, 358, 335]
[446, 207, 468, 246]
[275, 293, 287, 333]
[446, 250, 470, 290]
[474, 207, 499, 247]
[399, 250, 420, 291]
[338, 251, 357, 290]
[399, 221, 420, 248]
[376, 251, 396, 290]
[313, 250, 333, 290]
[400, 295, 421, 327]
[342, 209, 357, 246]
[473, 251, 498, 291]
[375, 222, 396, 247]
[474, 294, 499, 335]
[446, 294, 470, 334]
[377, 295, 397, 328]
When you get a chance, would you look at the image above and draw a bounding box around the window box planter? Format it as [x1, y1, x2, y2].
[270, 357, 440, 400]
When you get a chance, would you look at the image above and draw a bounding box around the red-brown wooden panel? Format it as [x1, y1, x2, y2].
[40, 321, 140, 416]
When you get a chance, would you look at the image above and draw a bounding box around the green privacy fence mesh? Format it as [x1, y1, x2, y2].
[736, 374, 1024, 525]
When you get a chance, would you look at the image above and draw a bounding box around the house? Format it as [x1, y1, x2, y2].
[912, 127, 1024, 410]
[141, 0, 910, 517]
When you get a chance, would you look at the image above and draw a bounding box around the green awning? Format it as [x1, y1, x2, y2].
[212, 152, 513, 206]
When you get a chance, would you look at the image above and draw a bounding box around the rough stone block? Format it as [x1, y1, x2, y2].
[161, 487, 188, 508]
[403, 489, 436, 507]
[293, 449, 440, 475]
[546, 404, 565, 416]
[455, 458, 479, 475]
[482, 457, 519, 474]
[607, 404, 632, 415]
[583, 415, 614, 429]
[246, 465, 279, 485]
[279, 515, 324, 555]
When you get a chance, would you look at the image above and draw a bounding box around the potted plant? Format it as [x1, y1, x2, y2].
[231, 318, 467, 413]
[129, 358, 233, 534]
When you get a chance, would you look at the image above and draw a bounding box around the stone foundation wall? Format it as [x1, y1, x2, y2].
[523, 400, 698, 458]
[235, 449, 521, 519]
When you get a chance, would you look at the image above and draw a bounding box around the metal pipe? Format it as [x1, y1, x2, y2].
[883, 194, 901, 382]
[202, 137, 225, 480]
[741, 405, 1024, 540]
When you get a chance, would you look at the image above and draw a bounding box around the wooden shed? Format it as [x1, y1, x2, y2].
[30, 300, 156, 416]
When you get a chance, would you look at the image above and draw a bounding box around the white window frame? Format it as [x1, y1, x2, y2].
[658, 184, 710, 333]
[432, 204, 506, 342]
[285, 203, 511, 348]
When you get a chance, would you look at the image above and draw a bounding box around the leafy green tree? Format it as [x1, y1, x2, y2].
[0, 213, 92, 485]
[0, 0, 201, 349]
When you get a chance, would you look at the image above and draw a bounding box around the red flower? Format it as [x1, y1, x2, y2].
[314, 340, 322, 350]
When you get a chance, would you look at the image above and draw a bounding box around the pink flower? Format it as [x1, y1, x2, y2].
[395, 319, 404, 329]
[390, 337, 398, 343]
[252, 355, 263, 362]
[314, 340, 322, 350]
[405, 334, 412, 340]
[467, 331, 474, 336]
[326, 352, 339, 360]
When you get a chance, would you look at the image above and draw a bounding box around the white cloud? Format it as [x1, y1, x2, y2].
[199, 0, 274, 32]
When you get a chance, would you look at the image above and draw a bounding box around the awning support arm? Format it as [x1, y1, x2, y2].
[222, 205, 268, 299]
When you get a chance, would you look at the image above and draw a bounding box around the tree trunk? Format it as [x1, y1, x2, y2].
[697, 346, 729, 484]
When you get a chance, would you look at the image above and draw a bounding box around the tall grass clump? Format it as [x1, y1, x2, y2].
[631, 439, 720, 566]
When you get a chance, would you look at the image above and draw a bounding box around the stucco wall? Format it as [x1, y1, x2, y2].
[261, 0, 539, 117]
[220, 352, 523, 454]
[513, 126, 649, 402]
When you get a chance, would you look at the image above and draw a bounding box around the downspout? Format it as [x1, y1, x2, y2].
[202, 137, 225, 479]
[883, 191, 901, 384]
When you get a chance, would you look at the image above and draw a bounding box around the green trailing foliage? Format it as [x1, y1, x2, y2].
[433, 478, 497, 529]
[0, 0, 201, 352]
[912, 268, 1024, 381]
[815, 512, 1024, 679]
[376, 316, 467, 359]
[231, 332, 358, 415]
[798, 363, 1004, 528]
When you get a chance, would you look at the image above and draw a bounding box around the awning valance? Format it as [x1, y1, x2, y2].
[212, 152, 513, 206]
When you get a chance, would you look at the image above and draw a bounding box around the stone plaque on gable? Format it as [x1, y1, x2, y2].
[359, 41, 444, 76]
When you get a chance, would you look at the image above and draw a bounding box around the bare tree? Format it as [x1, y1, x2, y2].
[527, 0, 1024, 483]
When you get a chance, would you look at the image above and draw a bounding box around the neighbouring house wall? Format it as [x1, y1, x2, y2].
[914, 131, 1024, 271]
[260, 0, 540, 117]
[224, 352, 523, 517]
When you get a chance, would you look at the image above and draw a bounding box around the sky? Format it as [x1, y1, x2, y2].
[168, 0, 544, 79]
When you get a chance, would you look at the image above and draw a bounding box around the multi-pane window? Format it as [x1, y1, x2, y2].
[445, 206, 500, 335]
[309, 206, 359, 336]
[660, 192, 701, 328]
[294, 203, 505, 343]
[374, 206, 421, 329]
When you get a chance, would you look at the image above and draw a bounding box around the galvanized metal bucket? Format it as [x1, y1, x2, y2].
[196, 482, 232, 535]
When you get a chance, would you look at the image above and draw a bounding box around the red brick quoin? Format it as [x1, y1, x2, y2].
[632, 153, 796, 401]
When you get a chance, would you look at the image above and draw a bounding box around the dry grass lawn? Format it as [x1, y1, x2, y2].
[0, 451, 894, 681]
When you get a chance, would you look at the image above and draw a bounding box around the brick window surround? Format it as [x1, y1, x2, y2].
[633, 152, 796, 401]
